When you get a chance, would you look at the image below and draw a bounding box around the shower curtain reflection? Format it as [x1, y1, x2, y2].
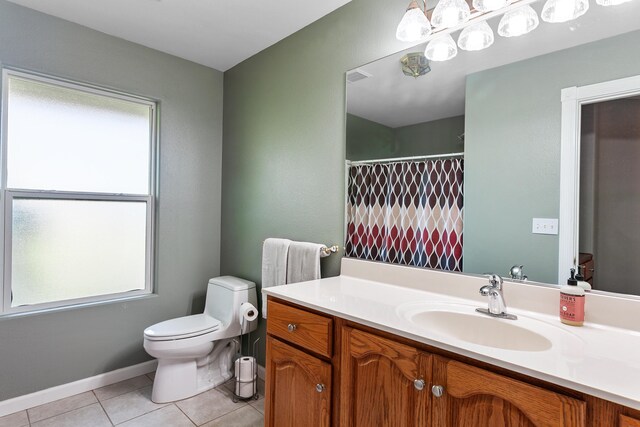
[345, 158, 464, 271]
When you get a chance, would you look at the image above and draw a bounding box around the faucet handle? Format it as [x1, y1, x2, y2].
[485, 273, 503, 289]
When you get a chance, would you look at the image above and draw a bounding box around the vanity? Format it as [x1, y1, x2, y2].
[263, 258, 640, 427]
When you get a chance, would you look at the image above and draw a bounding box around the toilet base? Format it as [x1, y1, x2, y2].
[151, 338, 237, 403]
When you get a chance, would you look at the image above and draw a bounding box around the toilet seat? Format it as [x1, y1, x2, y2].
[144, 314, 221, 341]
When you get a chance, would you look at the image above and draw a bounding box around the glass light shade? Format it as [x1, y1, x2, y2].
[596, 0, 633, 5]
[498, 5, 540, 37]
[396, 1, 432, 42]
[425, 34, 458, 61]
[473, 0, 509, 12]
[541, 0, 589, 22]
[458, 21, 495, 51]
[431, 0, 471, 28]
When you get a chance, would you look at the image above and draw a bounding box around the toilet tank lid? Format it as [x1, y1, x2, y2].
[208, 276, 255, 291]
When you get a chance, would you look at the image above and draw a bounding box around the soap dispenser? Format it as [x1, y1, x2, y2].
[560, 268, 585, 326]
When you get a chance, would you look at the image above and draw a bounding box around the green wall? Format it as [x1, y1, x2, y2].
[346, 113, 465, 161]
[463, 30, 640, 284]
[0, 1, 223, 400]
[394, 115, 465, 157]
[222, 0, 405, 364]
[346, 114, 395, 160]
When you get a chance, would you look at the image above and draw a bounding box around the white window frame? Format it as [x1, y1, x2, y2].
[0, 67, 157, 315]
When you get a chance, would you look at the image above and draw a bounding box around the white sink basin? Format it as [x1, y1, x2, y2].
[397, 302, 580, 352]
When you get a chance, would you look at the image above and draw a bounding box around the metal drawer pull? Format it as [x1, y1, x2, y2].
[431, 385, 444, 397]
[316, 383, 325, 393]
[414, 379, 425, 391]
[287, 323, 297, 332]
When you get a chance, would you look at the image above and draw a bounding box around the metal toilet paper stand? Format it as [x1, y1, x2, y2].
[232, 316, 260, 402]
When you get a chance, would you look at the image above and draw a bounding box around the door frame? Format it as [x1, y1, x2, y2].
[558, 74, 640, 285]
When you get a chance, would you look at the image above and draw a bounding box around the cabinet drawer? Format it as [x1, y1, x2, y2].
[267, 299, 333, 358]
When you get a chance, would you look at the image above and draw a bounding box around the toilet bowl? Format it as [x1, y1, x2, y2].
[143, 276, 258, 403]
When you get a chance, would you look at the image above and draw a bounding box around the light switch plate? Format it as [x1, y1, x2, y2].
[532, 218, 559, 235]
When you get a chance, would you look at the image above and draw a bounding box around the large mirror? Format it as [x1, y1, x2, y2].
[345, 0, 640, 296]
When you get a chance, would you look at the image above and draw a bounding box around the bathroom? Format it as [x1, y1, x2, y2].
[0, 0, 640, 425]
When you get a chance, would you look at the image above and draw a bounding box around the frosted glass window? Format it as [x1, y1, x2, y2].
[11, 199, 147, 307]
[1, 69, 155, 314]
[6, 75, 152, 194]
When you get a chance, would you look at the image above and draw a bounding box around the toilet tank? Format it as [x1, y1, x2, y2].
[204, 276, 257, 329]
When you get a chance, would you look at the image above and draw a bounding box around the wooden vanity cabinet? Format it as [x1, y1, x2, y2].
[340, 326, 432, 427]
[431, 357, 586, 427]
[266, 297, 639, 427]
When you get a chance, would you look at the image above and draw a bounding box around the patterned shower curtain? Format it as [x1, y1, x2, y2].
[345, 158, 464, 271]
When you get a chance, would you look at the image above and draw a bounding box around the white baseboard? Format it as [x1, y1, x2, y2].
[0, 360, 157, 418]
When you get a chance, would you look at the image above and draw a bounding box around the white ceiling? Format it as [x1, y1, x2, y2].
[7, 0, 351, 71]
[347, 1, 640, 128]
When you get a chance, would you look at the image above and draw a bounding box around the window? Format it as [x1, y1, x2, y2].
[1, 69, 156, 314]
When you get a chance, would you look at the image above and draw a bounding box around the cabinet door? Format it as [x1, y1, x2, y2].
[264, 336, 331, 427]
[340, 326, 432, 427]
[620, 415, 640, 427]
[431, 357, 586, 427]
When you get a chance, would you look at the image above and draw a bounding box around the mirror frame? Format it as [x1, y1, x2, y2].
[558, 73, 640, 287]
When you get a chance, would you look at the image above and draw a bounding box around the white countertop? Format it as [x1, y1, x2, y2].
[264, 259, 640, 410]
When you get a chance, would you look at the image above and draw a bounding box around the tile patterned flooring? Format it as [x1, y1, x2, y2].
[0, 373, 264, 427]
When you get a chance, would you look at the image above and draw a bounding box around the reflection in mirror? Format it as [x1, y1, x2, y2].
[345, 1, 640, 297]
[579, 96, 640, 294]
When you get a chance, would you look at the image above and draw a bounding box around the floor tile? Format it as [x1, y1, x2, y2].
[176, 388, 246, 426]
[249, 395, 264, 415]
[94, 375, 152, 401]
[200, 405, 263, 427]
[28, 391, 97, 423]
[0, 410, 29, 427]
[117, 405, 195, 427]
[101, 386, 166, 425]
[31, 403, 111, 427]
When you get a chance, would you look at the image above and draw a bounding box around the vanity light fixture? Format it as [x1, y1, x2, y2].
[541, 0, 589, 22]
[400, 52, 432, 77]
[396, 0, 432, 42]
[458, 21, 495, 50]
[498, 5, 540, 37]
[431, 0, 472, 28]
[425, 33, 458, 61]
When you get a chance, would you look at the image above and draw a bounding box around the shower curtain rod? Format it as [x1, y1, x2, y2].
[347, 152, 464, 166]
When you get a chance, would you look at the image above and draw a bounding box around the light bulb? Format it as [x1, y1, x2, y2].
[396, 1, 432, 42]
[498, 5, 539, 37]
[425, 34, 458, 61]
[458, 21, 495, 51]
[541, 0, 589, 22]
[473, 0, 509, 12]
[431, 0, 471, 28]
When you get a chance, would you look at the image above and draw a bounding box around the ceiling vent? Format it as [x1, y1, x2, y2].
[346, 68, 372, 84]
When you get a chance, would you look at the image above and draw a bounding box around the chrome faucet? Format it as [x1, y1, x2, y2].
[508, 265, 528, 281]
[476, 274, 517, 320]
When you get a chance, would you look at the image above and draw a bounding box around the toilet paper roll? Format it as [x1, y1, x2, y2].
[238, 302, 258, 325]
[235, 379, 256, 398]
[235, 356, 257, 381]
[234, 356, 257, 398]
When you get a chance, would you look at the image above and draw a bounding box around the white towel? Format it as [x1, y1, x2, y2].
[286, 242, 324, 284]
[261, 238, 291, 318]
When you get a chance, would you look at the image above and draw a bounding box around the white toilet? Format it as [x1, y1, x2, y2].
[143, 276, 258, 403]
